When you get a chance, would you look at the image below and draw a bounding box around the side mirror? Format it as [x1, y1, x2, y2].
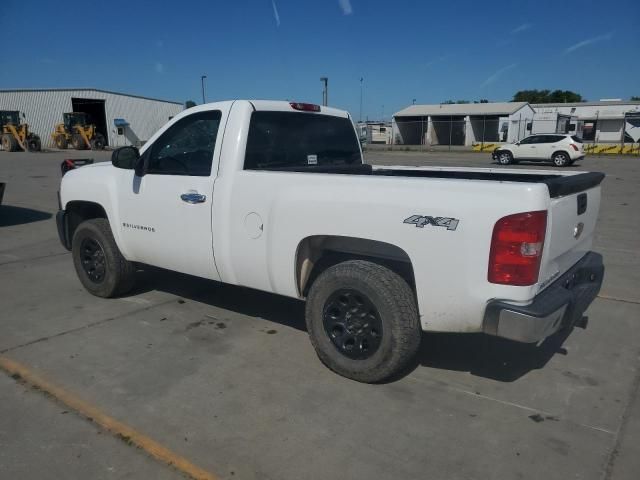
[111, 146, 139, 170]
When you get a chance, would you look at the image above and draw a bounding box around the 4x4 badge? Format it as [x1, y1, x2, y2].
[404, 215, 459, 231]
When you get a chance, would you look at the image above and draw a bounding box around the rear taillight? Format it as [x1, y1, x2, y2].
[488, 210, 547, 286]
[570, 144, 579, 151]
[290, 102, 321, 112]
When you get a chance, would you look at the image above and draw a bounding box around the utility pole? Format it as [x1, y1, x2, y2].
[320, 77, 328, 106]
[359, 77, 364, 122]
[201, 75, 207, 104]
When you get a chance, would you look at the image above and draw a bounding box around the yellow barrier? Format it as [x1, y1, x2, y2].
[583, 144, 640, 155]
[472, 143, 500, 152]
[472, 143, 640, 155]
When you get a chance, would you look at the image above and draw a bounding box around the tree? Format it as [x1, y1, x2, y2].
[631, 96, 640, 101]
[185, 100, 197, 109]
[512, 90, 583, 103]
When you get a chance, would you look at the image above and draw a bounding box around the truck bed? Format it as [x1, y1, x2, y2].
[255, 163, 605, 198]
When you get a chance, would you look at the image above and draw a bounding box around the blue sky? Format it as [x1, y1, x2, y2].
[1, 0, 638, 119]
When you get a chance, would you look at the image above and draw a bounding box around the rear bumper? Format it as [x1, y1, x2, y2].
[483, 252, 604, 343]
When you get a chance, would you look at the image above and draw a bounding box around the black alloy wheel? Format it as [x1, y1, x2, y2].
[79, 237, 106, 283]
[322, 289, 383, 360]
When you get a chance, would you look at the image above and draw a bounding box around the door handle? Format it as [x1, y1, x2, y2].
[180, 193, 206, 204]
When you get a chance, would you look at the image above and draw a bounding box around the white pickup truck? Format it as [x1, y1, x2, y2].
[56, 100, 604, 382]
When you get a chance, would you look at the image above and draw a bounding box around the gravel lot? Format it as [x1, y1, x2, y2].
[1, 149, 638, 480]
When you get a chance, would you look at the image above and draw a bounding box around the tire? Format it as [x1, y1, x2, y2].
[55, 135, 68, 149]
[2, 134, 18, 152]
[90, 133, 105, 150]
[72, 218, 135, 298]
[552, 151, 570, 167]
[305, 260, 421, 383]
[27, 136, 41, 152]
[496, 150, 513, 165]
[72, 133, 86, 150]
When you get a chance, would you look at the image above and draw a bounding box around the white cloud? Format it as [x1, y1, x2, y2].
[271, 0, 281, 27]
[511, 23, 531, 34]
[564, 32, 613, 54]
[481, 63, 518, 87]
[155, 62, 164, 73]
[339, 0, 353, 15]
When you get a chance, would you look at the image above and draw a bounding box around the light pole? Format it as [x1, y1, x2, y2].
[201, 75, 207, 104]
[359, 77, 364, 122]
[320, 77, 328, 106]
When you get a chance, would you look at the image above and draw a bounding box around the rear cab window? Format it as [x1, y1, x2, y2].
[244, 111, 362, 170]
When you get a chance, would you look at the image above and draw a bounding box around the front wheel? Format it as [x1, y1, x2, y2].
[27, 136, 41, 152]
[552, 152, 570, 167]
[72, 218, 135, 298]
[305, 260, 421, 383]
[497, 150, 513, 165]
[91, 134, 105, 150]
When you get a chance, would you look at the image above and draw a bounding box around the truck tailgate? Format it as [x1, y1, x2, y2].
[538, 179, 603, 292]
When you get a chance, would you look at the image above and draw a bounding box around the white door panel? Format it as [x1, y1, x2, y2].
[116, 107, 228, 280]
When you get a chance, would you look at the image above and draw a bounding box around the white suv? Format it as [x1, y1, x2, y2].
[493, 134, 585, 167]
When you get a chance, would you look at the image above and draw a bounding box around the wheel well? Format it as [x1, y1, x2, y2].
[552, 150, 569, 157]
[296, 235, 416, 298]
[65, 201, 107, 244]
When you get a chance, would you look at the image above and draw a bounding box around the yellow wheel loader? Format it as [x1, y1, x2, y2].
[52, 112, 106, 150]
[0, 111, 42, 152]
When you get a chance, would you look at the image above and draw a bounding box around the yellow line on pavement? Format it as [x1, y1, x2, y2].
[0, 356, 219, 480]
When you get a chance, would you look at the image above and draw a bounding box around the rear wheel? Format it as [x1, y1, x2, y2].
[55, 134, 68, 149]
[552, 151, 570, 167]
[90, 133, 105, 150]
[72, 218, 135, 298]
[1, 134, 18, 152]
[305, 260, 421, 383]
[497, 150, 513, 165]
[72, 133, 86, 150]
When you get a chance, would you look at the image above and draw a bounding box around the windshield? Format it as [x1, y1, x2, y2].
[64, 113, 87, 127]
[0, 111, 20, 126]
[244, 111, 361, 169]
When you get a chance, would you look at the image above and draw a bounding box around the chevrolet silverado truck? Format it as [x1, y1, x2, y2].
[56, 100, 605, 382]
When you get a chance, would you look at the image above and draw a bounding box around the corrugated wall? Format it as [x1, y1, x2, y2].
[0, 89, 183, 148]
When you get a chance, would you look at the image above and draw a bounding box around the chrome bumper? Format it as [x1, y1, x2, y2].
[483, 252, 604, 343]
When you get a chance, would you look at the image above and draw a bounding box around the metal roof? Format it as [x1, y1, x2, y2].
[531, 101, 640, 108]
[0, 88, 182, 105]
[394, 102, 531, 117]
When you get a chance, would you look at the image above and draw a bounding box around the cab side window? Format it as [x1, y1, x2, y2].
[146, 111, 221, 176]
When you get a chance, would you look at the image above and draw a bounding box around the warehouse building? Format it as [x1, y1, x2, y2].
[393, 100, 640, 146]
[0, 88, 184, 148]
[393, 102, 535, 146]
[531, 101, 640, 143]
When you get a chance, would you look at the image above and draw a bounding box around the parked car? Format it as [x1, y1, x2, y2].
[493, 134, 585, 167]
[56, 100, 604, 383]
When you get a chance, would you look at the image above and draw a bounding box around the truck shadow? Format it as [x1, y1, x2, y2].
[131, 266, 573, 383]
[132, 267, 307, 332]
[416, 328, 574, 382]
[0, 205, 52, 227]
